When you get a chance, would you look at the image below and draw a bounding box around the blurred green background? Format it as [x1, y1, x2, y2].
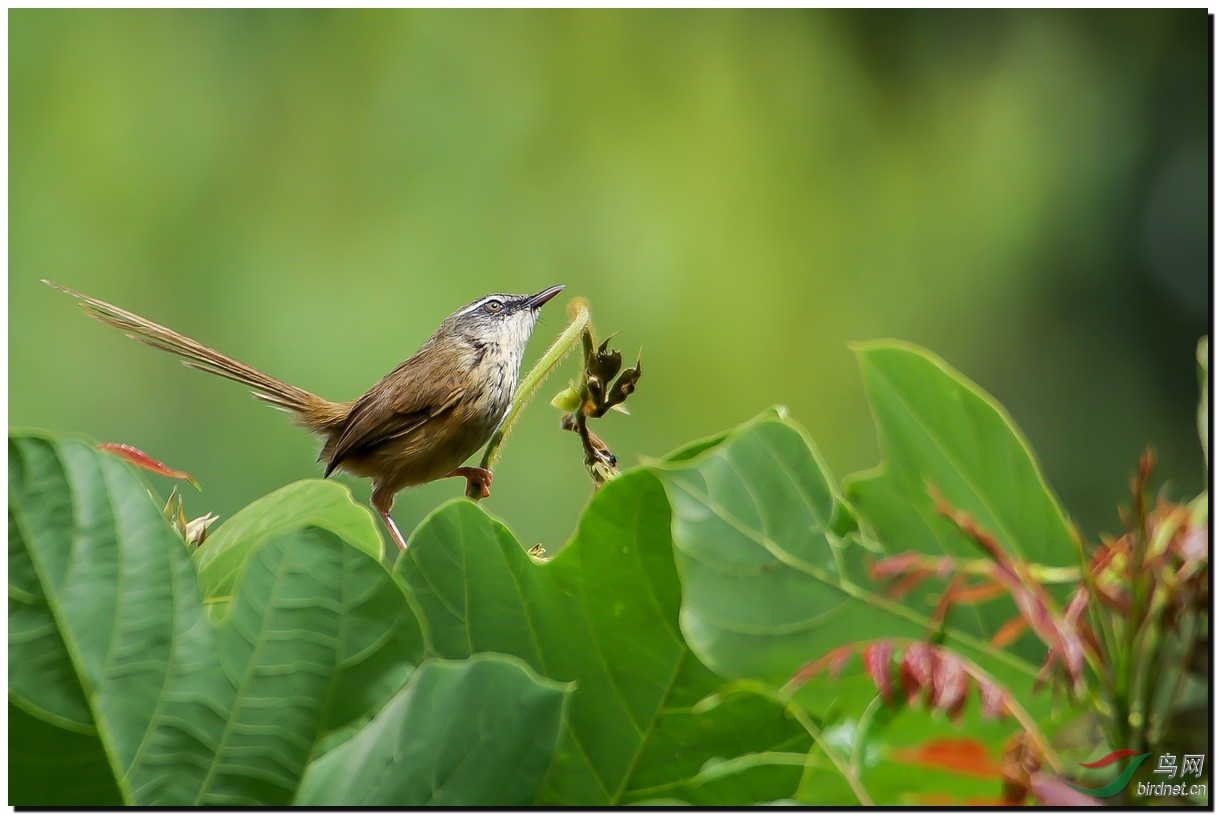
[10, 9, 1209, 551]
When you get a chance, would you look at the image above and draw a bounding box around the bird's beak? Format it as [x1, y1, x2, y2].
[527, 285, 565, 309]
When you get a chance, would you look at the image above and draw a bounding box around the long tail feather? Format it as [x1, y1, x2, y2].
[43, 280, 340, 427]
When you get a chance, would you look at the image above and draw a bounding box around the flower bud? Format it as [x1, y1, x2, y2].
[550, 385, 582, 413]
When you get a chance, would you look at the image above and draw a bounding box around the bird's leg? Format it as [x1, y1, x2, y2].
[448, 466, 493, 499]
[371, 489, 408, 551]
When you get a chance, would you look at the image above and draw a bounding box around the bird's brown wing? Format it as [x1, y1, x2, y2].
[323, 375, 464, 477]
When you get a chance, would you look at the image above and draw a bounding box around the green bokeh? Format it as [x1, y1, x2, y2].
[10, 9, 1208, 550]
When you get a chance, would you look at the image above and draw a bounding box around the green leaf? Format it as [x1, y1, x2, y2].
[194, 479, 385, 616]
[846, 341, 1075, 567]
[650, 411, 1042, 693]
[296, 655, 570, 805]
[201, 527, 423, 803]
[10, 432, 227, 804]
[394, 477, 810, 805]
[843, 342, 1077, 661]
[9, 432, 423, 805]
[9, 700, 123, 806]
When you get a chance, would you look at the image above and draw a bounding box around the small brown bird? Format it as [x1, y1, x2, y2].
[43, 279, 564, 551]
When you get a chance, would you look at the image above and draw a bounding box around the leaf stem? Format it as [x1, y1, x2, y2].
[789, 703, 874, 805]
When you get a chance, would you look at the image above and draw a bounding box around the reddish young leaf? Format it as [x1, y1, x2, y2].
[1030, 774, 1101, 806]
[98, 442, 200, 489]
[869, 551, 927, 579]
[1063, 588, 1089, 623]
[799, 640, 1021, 729]
[977, 676, 1009, 721]
[901, 642, 935, 705]
[929, 573, 969, 625]
[931, 487, 1086, 688]
[948, 581, 1009, 606]
[870, 552, 954, 600]
[1175, 522, 1208, 565]
[890, 737, 1004, 779]
[885, 570, 936, 601]
[931, 651, 970, 721]
[989, 616, 1027, 649]
[863, 641, 893, 702]
[789, 643, 854, 687]
[1088, 535, 1123, 576]
[827, 645, 853, 681]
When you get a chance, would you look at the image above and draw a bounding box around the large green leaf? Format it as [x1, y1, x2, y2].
[296, 655, 570, 805]
[9, 700, 124, 806]
[845, 341, 1076, 567]
[9, 433, 422, 805]
[194, 479, 385, 615]
[200, 526, 423, 803]
[10, 433, 227, 803]
[844, 342, 1078, 658]
[650, 409, 1056, 803]
[393, 475, 810, 806]
[650, 410, 1043, 692]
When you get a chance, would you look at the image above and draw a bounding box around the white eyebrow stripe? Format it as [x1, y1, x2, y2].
[458, 295, 511, 316]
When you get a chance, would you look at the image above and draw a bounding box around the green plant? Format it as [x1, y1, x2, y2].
[9, 338, 1207, 805]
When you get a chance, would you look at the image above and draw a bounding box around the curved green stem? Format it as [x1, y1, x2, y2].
[467, 299, 590, 498]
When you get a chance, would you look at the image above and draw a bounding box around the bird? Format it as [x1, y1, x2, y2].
[43, 279, 565, 551]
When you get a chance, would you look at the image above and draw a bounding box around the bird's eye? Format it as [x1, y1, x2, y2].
[483, 300, 503, 314]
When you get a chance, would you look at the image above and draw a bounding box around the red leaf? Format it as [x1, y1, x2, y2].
[1030, 774, 1101, 806]
[1175, 522, 1208, 569]
[1057, 624, 1086, 688]
[870, 553, 943, 600]
[827, 645, 853, 681]
[1088, 536, 1125, 576]
[789, 644, 854, 687]
[886, 570, 934, 600]
[863, 641, 893, 702]
[1006, 582, 1058, 648]
[97, 443, 199, 489]
[977, 677, 1009, 721]
[930, 573, 968, 624]
[1063, 588, 1089, 623]
[931, 650, 969, 721]
[891, 737, 1004, 779]
[901, 642, 935, 705]
[949, 581, 1009, 605]
[990, 616, 1027, 649]
[870, 552, 925, 578]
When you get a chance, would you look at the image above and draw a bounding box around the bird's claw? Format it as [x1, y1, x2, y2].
[451, 466, 493, 499]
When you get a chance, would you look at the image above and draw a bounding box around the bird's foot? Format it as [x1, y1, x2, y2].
[450, 466, 493, 499]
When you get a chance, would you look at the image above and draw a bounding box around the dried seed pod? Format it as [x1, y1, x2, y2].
[589, 336, 624, 383]
[584, 427, 618, 471]
[606, 359, 642, 407]
[586, 375, 607, 411]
